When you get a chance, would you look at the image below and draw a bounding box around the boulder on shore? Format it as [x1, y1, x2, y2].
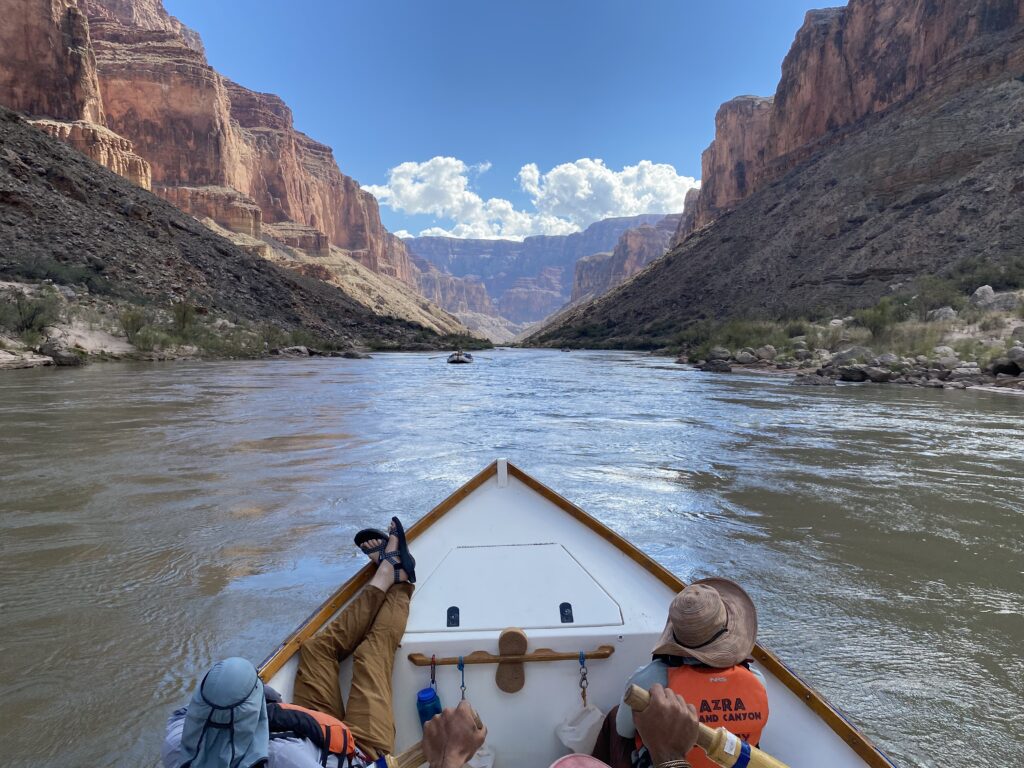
[707, 346, 732, 361]
[735, 348, 758, 364]
[832, 346, 875, 365]
[863, 366, 894, 383]
[970, 285, 1021, 311]
[838, 366, 869, 382]
[699, 359, 732, 373]
[927, 306, 958, 322]
[271, 346, 311, 357]
[39, 342, 86, 366]
[793, 373, 835, 386]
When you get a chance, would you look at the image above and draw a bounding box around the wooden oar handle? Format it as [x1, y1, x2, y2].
[383, 710, 484, 768]
[625, 684, 790, 768]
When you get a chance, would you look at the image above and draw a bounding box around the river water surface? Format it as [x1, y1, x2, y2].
[1, 350, 1022, 767]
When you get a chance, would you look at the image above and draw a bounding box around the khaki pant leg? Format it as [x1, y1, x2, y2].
[344, 583, 413, 757]
[292, 585, 386, 720]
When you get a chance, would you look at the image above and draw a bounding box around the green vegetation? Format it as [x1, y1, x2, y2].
[908, 276, 966, 319]
[980, 314, 1007, 332]
[119, 308, 148, 344]
[853, 297, 910, 339]
[171, 300, 197, 336]
[948, 253, 1024, 293]
[0, 290, 60, 346]
[1, 257, 112, 294]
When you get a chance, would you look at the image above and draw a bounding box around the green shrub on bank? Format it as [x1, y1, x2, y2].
[0, 291, 61, 346]
[805, 324, 844, 351]
[171, 300, 197, 338]
[132, 326, 171, 352]
[979, 314, 1006, 332]
[950, 253, 1024, 293]
[854, 297, 910, 340]
[886, 322, 945, 357]
[908, 276, 967, 319]
[119, 308, 148, 343]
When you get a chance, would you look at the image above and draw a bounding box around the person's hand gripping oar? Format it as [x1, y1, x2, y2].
[626, 684, 791, 768]
[377, 700, 486, 768]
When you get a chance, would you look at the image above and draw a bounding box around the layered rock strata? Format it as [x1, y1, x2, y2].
[0, 0, 104, 123]
[572, 215, 680, 303]
[535, 0, 1024, 348]
[407, 215, 666, 323]
[676, 0, 1024, 243]
[0, 106, 449, 349]
[157, 185, 261, 237]
[32, 118, 150, 188]
[413, 257, 494, 316]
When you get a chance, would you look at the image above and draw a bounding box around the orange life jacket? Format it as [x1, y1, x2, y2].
[268, 701, 357, 764]
[637, 664, 769, 768]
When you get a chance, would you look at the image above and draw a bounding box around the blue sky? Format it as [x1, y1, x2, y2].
[163, 0, 834, 238]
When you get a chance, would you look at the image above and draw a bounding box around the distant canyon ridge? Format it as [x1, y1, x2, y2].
[0, 0, 686, 343]
[535, 0, 1024, 347]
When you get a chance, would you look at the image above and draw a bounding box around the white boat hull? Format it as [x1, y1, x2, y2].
[263, 461, 895, 768]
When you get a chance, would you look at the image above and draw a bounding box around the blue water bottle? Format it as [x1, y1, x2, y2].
[416, 687, 443, 727]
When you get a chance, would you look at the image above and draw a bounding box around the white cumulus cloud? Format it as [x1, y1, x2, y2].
[366, 156, 698, 240]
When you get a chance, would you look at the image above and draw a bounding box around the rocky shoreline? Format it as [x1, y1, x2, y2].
[682, 340, 1024, 395]
[0, 280, 482, 372]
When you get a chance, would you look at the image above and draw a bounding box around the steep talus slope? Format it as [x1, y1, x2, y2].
[534, 0, 1024, 348]
[0, 0, 484, 337]
[534, 62, 1024, 346]
[677, 0, 1024, 242]
[0, 107, 447, 347]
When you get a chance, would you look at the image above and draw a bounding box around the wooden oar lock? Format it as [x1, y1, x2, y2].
[625, 684, 791, 768]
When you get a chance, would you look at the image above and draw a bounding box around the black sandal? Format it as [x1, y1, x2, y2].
[389, 516, 417, 584]
[354, 528, 388, 563]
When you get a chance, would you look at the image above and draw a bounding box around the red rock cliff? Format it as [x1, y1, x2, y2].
[572, 215, 679, 303]
[0, 0, 104, 122]
[72, 0, 417, 286]
[0, 0, 153, 188]
[677, 0, 1024, 244]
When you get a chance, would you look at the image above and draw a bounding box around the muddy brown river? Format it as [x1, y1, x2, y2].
[0, 350, 1021, 767]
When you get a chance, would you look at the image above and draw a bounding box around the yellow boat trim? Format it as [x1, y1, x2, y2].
[258, 461, 895, 768]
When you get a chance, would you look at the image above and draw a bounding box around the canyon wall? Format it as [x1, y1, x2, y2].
[77, 0, 419, 286]
[572, 215, 680, 304]
[537, 0, 1024, 348]
[0, 0, 422, 292]
[0, 0, 153, 190]
[676, 0, 1024, 243]
[406, 214, 666, 323]
[0, 0, 104, 123]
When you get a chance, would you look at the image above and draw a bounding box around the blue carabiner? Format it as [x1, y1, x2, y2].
[458, 656, 466, 700]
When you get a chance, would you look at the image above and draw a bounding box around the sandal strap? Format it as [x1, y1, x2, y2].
[360, 540, 387, 562]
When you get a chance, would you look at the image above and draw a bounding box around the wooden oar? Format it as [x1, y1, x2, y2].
[379, 710, 484, 768]
[625, 684, 790, 768]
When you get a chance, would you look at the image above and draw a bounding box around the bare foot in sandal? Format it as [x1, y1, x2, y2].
[369, 522, 414, 590]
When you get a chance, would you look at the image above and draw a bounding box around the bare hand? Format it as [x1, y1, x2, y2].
[422, 700, 487, 768]
[634, 684, 699, 766]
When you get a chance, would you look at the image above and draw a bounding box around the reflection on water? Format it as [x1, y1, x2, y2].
[0, 350, 1022, 767]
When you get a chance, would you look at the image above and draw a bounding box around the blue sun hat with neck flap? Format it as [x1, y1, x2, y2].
[178, 657, 269, 768]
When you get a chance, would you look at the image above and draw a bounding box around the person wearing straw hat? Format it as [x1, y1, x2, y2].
[613, 578, 769, 768]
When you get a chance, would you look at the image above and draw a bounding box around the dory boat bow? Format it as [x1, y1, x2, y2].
[260, 460, 896, 768]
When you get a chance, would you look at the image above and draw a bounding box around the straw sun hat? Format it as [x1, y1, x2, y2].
[652, 578, 758, 668]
